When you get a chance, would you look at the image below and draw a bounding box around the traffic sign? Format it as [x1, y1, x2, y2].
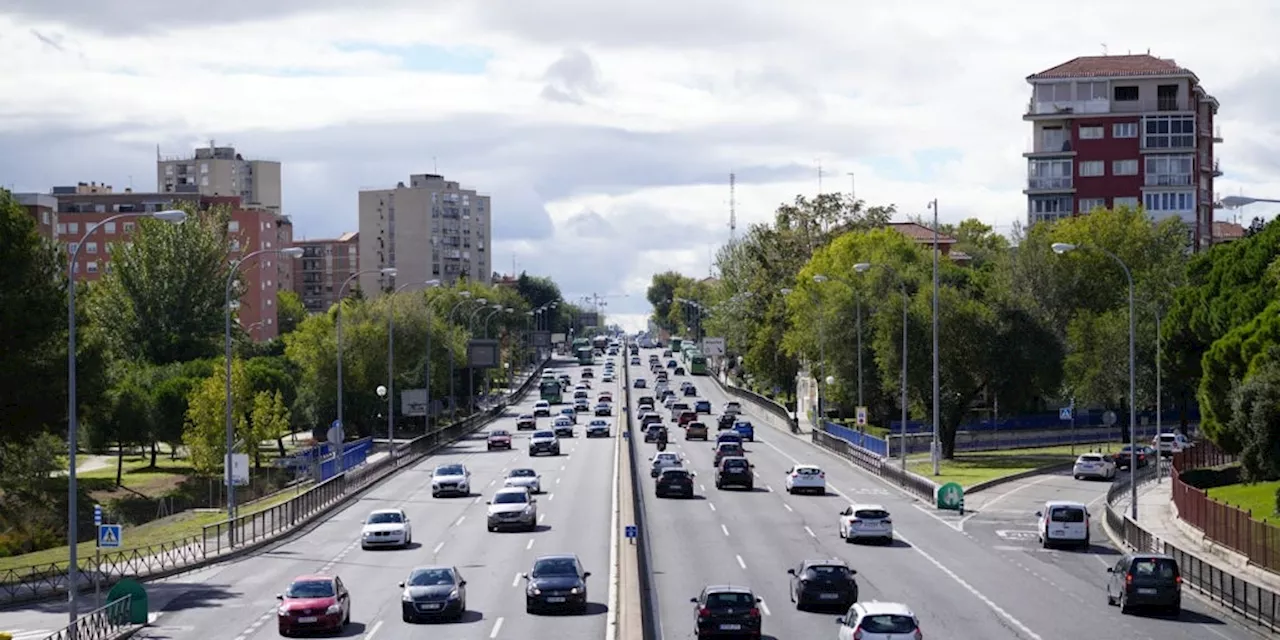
[98, 524, 122, 548]
[855, 406, 868, 427]
[1059, 406, 1073, 421]
[625, 525, 638, 539]
[935, 482, 964, 512]
[94, 505, 102, 526]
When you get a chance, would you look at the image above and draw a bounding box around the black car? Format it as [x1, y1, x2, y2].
[1113, 445, 1155, 470]
[691, 586, 762, 639]
[683, 385, 697, 396]
[1106, 552, 1181, 614]
[516, 414, 537, 430]
[715, 456, 754, 490]
[788, 560, 858, 609]
[594, 403, 612, 416]
[717, 413, 737, 430]
[634, 378, 647, 388]
[656, 468, 696, 498]
[400, 566, 467, 622]
[581, 368, 594, 378]
[645, 426, 669, 444]
[524, 555, 591, 614]
[554, 420, 575, 437]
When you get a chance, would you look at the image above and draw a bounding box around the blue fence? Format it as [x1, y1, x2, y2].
[893, 423, 1190, 456]
[317, 438, 374, 481]
[889, 406, 1200, 434]
[824, 422, 888, 457]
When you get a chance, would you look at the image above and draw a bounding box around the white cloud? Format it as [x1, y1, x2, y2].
[3, 0, 1279, 320]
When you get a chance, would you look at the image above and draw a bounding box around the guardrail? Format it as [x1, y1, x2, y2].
[40, 594, 135, 640]
[623, 350, 663, 640]
[710, 373, 793, 428]
[1170, 443, 1280, 575]
[891, 423, 1170, 455]
[1104, 464, 1280, 630]
[811, 430, 937, 501]
[0, 358, 550, 606]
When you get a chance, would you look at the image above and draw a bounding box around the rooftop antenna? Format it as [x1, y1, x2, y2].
[156, 144, 160, 161]
[728, 172, 737, 245]
[1101, 43, 1108, 55]
[817, 160, 824, 194]
[433, 157, 438, 173]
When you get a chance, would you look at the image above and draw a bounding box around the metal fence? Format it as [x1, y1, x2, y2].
[40, 594, 135, 640]
[0, 358, 550, 607]
[891, 423, 1170, 455]
[1170, 442, 1280, 575]
[1105, 462, 1280, 630]
[811, 430, 936, 501]
[824, 422, 888, 456]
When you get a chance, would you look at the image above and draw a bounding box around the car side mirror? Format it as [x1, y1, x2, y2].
[756, 597, 762, 603]
[398, 581, 405, 588]
[787, 568, 796, 575]
[690, 597, 699, 603]
[583, 572, 591, 578]
[459, 580, 467, 587]
[485, 500, 492, 505]
[1106, 567, 1113, 573]
[836, 617, 846, 625]
[521, 573, 529, 579]
[276, 594, 284, 600]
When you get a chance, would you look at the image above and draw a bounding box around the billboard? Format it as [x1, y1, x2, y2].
[551, 332, 567, 345]
[400, 389, 428, 417]
[532, 330, 552, 348]
[467, 339, 501, 368]
[701, 337, 726, 357]
[578, 312, 600, 329]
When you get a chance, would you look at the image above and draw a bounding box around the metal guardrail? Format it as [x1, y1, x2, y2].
[623, 349, 663, 640]
[810, 430, 936, 501]
[711, 373, 793, 427]
[0, 358, 550, 606]
[40, 594, 134, 640]
[1104, 465, 1280, 631]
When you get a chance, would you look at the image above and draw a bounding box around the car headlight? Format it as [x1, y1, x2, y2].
[402, 592, 413, 602]
[361, 531, 371, 538]
[278, 607, 289, 616]
[326, 603, 342, 614]
[570, 587, 582, 594]
[529, 586, 541, 595]
[448, 589, 459, 600]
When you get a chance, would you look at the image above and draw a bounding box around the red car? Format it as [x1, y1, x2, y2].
[277, 574, 350, 636]
[487, 429, 513, 450]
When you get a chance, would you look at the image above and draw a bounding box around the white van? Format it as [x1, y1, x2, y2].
[1037, 500, 1090, 548]
[1153, 432, 1190, 456]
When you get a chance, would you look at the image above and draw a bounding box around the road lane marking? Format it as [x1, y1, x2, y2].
[700, 484, 706, 492]
[804, 526, 816, 538]
[765, 485, 773, 492]
[512, 573, 522, 587]
[454, 516, 466, 527]
[783, 503, 793, 512]
[605, 413, 622, 640]
[561, 465, 567, 471]
[708, 502, 716, 512]
[721, 524, 730, 536]
[473, 496, 483, 505]
[548, 493, 555, 501]
[557, 477, 562, 484]
[959, 474, 1057, 528]
[539, 513, 546, 523]
[489, 616, 504, 638]
[364, 619, 383, 640]
[433, 542, 445, 554]
[758, 599, 771, 616]
[736, 554, 747, 569]
[527, 538, 535, 550]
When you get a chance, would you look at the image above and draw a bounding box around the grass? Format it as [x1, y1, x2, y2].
[1205, 481, 1280, 521]
[906, 444, 1086, 489]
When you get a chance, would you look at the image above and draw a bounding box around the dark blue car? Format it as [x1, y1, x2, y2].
[733, 421, 755, 442]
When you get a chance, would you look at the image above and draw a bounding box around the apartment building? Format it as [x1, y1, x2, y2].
[1023, 54, 1222, 249]
[15, 192, 58, 241]
[357, 173, 492, 297]
[291, 232, 360, 313]
[40, 183, 292, 341]
[157, 143, 283, 213]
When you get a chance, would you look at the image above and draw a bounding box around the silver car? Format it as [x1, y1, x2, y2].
[504, 468, 543, 493]
[487, 487, 538, 532]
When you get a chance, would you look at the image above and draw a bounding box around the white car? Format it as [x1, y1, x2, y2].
[1072, 453, 1116, 480]
[504, 468, 542, 493]
[1153, 432, 1191, 456]
[784, 465, 826, 494]
[486, 487, 538, 532]
[534, 400, 551, 417]
[650, 452, 684, 478]
[1037, 500, 1090, 548]
[837, 602, 921, 639]
[431, 464, 471, 498]
[361, 508, 412, 549]
[838, 504, 894, 544]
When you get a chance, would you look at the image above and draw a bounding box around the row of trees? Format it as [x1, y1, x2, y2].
[0, 188, 579, 551]
[648, 192, 1280, 480]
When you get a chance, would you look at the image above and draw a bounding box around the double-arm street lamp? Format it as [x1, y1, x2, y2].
[386, 279, 441, 465]
[67, 209, 187, 626]
[447, 294, 479, 418]
[853, 263, 910, 468]
[811, 275, 831, 421]
[469, 303, 502, 408]
[335, 268, 398, 473]
[1052, 242, 1138, 520]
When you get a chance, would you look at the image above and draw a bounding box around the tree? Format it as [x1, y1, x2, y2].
[1226, 354, 1280, 482]
[85, 201, 232, 366]
[276, 290, 307, 336]
[96, 377, 154, 484]
[1198, 301, 1280, 453]
[249, 390, 289, 467]
[515, 273, 562, 311]
[646, 271, 692, 332]
[183, 358, 252, 475]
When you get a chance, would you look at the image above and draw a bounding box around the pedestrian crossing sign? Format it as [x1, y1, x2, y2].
[98, 524, 122, 548]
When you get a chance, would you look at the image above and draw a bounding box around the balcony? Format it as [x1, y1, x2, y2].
[1144, 174, 1194, 187]
[1024, 137, 1076, 158]
[1024, 177, 1074, 194]
[1025, 96, 1191, 119]
[1199, 125, 1224, 143]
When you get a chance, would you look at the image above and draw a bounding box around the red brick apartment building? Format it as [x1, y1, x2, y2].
[291, 232, 359, 313]
[24, 182, 293, 341]
[1023, 54, 1222, 250]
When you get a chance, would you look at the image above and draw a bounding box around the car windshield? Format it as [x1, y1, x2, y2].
[718, 445, 742, 454]
[706, 592, 755, 607]
[532, 558, 578, 577]
[656, 454, 678, 462]
[795, 467, 821, 475]
[366, 512, 403, 524]
[435, 465, 464, 476]
[859, 614, 918, 633]
[286, 580, 335, 598]
[534, 431, 554, 438]
[1050, 506, 1085, 523]
[493, 492, 527, 504]
[407, 568, 455, 587]
[490, 430, 509, 437]
[509, 469, 536, 478]
[804, 565, 850, 579]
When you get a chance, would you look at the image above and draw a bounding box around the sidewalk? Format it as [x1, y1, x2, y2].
[1115, 476, 1280, 593]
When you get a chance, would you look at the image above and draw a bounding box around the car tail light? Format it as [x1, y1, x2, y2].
[883, 518, 893, 524]
[850, 519, 862, 525]
[698, 607, 710, 617]
[791, 473, 799, 479]
[748, 607, 760, 617]
[1125, 573, 1133, 585]
[1175, 575, 1183, 584]
[852, 628, 864, 640]
[819, 472, 825, 478]
[914, 629, 923, 640]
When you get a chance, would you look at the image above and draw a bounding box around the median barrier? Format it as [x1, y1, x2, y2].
[0, 357, 551, 607]
[706, 371, 793, 428]
[623, 350, 662, 640]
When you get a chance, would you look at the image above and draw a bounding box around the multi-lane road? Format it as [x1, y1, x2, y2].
[2, 356, 622, 640]
[625, 348, 1263, 640]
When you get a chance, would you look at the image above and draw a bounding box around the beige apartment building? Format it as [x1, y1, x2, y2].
[357, 173, 492, 297]
[157, 143, 283, 213]
[291, 232, 360, 313]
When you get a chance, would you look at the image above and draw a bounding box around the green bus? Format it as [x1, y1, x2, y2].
[681, 342, 698, 363]
[670, 337, 684, 352]
[540, 379, 563, 404]
[576, 347, 594, 365]
[688, 351, 708, 375]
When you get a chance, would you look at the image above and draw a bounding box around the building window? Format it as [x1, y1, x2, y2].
[229, 220, 240, 232]
[68, 243, 78, 254]
[1145, 155, 1194, 187]
[123, 222, 135, 232]
[1113, 160, 1139, 176]
[1078, 81, 1107, 101]
[56, 223, 66, 234]
[1079, 126, 1104, 140]
[1113, 85, 1139, 102]
[1114, 197, 1139, 208]
[1113, 122, 1137, 138]
[1034, 83, 1071, 102]
[1028, 159, 1073, 189]
[1143, 115, 1195, 149]
[68, 222, 79, 234]
[200, 162, 209, 174]
[86, 242, 98, 254]
[1143, 191, 1195, 212]
[86, 261, 98, 273]
[95, 204, 106, 213]
[1079, 161, 1104, 177]
[1029, 196, 1073, 215]
[165, 165, 174, 176]
[104, 221, 116, 233]
[1079, 198, 1107, 213]
[42, 211, 50, 225]
[201, 176, 209, 187]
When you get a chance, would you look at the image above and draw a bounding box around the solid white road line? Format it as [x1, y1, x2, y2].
[721, 524, 730, 536]
[433, 542, 444, 554]
[363, 619, 383, 640]
[489, 616, 504, 638]
[804, 526, 816, 538]
[605, 409, 622, 640]
[736, 554, 747, 569]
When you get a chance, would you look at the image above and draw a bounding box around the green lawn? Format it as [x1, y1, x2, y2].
[906, 445, 1084, 489]
[1205, 481, 1280, 521]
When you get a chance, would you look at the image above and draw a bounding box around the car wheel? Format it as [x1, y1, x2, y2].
[344, 609, 350, 625]
[1118, 593, 1130, 614]
[1106, 587, 1115, 606]
[279, 628, 291, 637]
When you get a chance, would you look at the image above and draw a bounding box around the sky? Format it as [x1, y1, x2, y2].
[3, 1, 1279, 333]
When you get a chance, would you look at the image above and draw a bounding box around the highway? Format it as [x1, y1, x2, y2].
[0, 356, 621, 640]
[626, 347, 1263, 640]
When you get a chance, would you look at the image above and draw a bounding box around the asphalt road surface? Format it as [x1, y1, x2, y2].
[626, 347, 1264, 640]
[1, 356, 622, 640]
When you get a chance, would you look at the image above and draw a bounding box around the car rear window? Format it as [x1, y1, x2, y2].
[854, 509, 890, 520]
[796, 467, 822, 475]
[706, 592, 755, 608]
[858, 614, 917, 633]
[1050, 506, 1085, 523]
[723, 459, 748, 469]
[803, 565, 849, 580]
[1079, 455, 1103, 462]
[1131, 558, 1179, 579]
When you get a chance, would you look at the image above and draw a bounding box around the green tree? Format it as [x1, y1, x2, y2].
[646, 271, 692, 332]
[515, 273, 562, 311]
[249, 390, 290, 467]
[1226, 353, 1280, 482]
[276, 290, 307, 336]
[183, 358, 252, 474]
[85, 201, 232, 365]
[1197, 301, 1280, 452]
[96, 377, 154, 484]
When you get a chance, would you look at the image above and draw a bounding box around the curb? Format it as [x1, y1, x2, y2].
[964, 461, 1075, 494]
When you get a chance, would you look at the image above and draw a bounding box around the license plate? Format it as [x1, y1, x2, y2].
[297, 616, 318, 623]
[547, 596, 566, 603]
[1137, 588, 1157, 595]
[819, 593, 840, 599]
[720, 624, 741, 630]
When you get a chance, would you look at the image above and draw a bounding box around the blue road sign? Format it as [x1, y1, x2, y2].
[625, 525, 638, 539]
[98, 524, 122, 548]
[94, 505, 102, 526]
[1059, 407, 1073, 420]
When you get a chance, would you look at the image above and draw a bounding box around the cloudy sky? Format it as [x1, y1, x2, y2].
[3, 1, 1279, 331]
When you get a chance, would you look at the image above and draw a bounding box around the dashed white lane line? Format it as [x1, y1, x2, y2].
[489, 616, 505, 638]
[765, 484, 773, 492]
[548, 493, 555, 501]
[364, 619, 383, 640]
[488, 479, 496, 487]
[700, 484, 707, 492]
[758, 599, 771, 616]
[556, 477, 562, 484]
[473, 496, 484, 505]
[433, 541, 445, 554]
[538, 513, 546, 523]
[736, 554, 747, 569]
[512, 572, 522, 587]
[783, 503, 793, 512]
[527, 538, 536, 550]
[454, 515, 466, 527]
[804, 526, 817, 538]
[708, 502, 716, 512]
[721, 524, 730, 537]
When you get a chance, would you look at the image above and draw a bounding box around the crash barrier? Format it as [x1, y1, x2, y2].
[623, 351, 664, 640]
[39, 594, 135, 640]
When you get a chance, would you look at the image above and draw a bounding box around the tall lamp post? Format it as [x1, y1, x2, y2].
[485, 307, 513, 394]
[1053, 241, 1138, 519]
[855, 262, 910, 468]
[224, 246, 304, 534]
[812, 274, 829, 424]
[927, 198, 941, 476]
[386, 280, 440, 466]
[422, 286, 454, 431]
[447, 294, 479, 418]
[67, 209, 187, 626]
[469, 303, 501, 410]
[335, 267, 398, 474]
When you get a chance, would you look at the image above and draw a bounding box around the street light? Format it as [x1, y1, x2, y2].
[224, 245, 304, 536]
[1052, 241, 1138, 520]
[812, 274, 829, 425]
[67, 208, 186, 626]
[855, 262, 910, 469]
[447, 294, 479, 418]
[386, 279, 440, 465]
[335, 267, 397, 474]
[468, 303, 500, 411]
